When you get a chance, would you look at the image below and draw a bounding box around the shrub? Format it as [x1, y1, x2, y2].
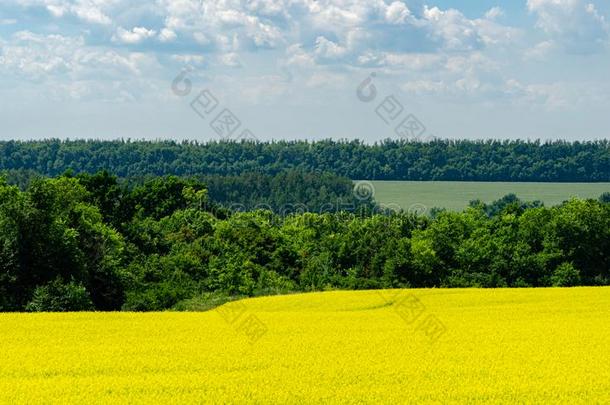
[172, 292, 243, 312]
[26, 278, 94, 312]
[122, 282, 194, 311]
[551, 263, 581, 287]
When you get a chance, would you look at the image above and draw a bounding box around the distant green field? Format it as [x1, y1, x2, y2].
[367, 181, 610, 212]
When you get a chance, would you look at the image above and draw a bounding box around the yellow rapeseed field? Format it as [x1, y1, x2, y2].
[1, 288, 610, 404]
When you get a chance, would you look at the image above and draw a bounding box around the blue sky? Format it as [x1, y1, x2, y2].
[1, 0, 609, 142]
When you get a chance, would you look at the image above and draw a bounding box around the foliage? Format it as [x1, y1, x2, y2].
[0, 176, 126, 311]
[171, 292, 246, 312]
[201, 169, 366, 212]
[1, 138, 608, 181]
[1, 172, 609, 312]
[551, 263, 581, 287]
[25, 278, 94, 312]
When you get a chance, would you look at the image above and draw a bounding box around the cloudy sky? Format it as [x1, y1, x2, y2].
[1, 0, 609, 142]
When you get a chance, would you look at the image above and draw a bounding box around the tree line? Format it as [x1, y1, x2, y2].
[1, 169, 369, 214]
[1, 172, 609, 312]
[1, 138, 608, 181]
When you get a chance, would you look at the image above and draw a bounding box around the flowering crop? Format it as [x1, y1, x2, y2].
[1, 288, 609, 404]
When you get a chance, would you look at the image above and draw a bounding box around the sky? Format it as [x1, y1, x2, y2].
[1, 0, 610, 142]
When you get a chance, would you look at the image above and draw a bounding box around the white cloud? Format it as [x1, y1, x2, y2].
[158, 28, 177, 43]
[527, 0, 609, 52]
[0, 31, 81, 77]
[71, 1, 113, 25]
[245, 0, 289, 18]
[157, 0, 284, 50]
[303, 1, 365, 30]
[45, 4, 66, 18]
[400, 72, 610, 112]
[421, 6, 516, 51]
[385, 1, 411, 25]
[485, 7, 504, 20]
[379, 53, 444, 70]
[24, 0, 115, 25]
[113, 27, 156, 44]
[314, 36, 349, 61]
[503, 79, 589, 110]
[273, 1, 520, 74]
[193, 32, 211, 46]
[6, 1, 520, 71]
[305, 71, 347, 88]
[1, 0, 604, 112]
[422, 6, 483, 51]
[285, 43, 315, 68]
[0, 30, 157, 101]
[171, 54, 204, 65]
[524, 40, 556, 60]
[218, 52, 242, 67]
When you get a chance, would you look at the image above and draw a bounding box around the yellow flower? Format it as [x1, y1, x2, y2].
[1, 288, 609, 404]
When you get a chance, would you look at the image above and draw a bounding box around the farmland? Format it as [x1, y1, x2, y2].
[1, 288, 609, 404]
[369, 181, 610, 212]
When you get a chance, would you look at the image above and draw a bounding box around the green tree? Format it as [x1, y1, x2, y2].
[25, 278, 94, 312]
[551, 263, 581, 287]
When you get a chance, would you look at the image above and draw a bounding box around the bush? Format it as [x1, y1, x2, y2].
[172, 292, 244, 312]
[255, 269, 296, 296]
[551, 263, 581, 287]
[122, 282, 194, 311]
[25, 278, 94, 312]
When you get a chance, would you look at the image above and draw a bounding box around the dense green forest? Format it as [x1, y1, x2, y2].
[1, 169, 367, 214]
[1, 139, 609, 181]
[1, 172, 609, 312]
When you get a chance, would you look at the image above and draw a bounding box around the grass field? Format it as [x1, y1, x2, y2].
[1, 288, 609, 404]
[368, 181, 610, 212]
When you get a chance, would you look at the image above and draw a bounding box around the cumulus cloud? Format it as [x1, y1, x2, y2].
[0, 30, 158, 101]
[259, 0, 519, 77]
[397, 51, 506, 102]
[422, 6, 518, 51]
[70, 1, 113, 25]
[285, 43, 315, 68]
[16, 0, 115, 25]
[485, 7, 504, 20]
[527, 0, 609, 53]
[0, 0, 605, 110]
[157, 0, 284, 51]
[7, 1, 519, 70]
[384, 1, 411, 25]
[524, 40, 557, 60]
[314, 36, 349, 61]
[0, 31, 80, 77]
[422, 6, 483, 51]
[113, 27, 156, 44]
[2, 30, 150, 77]
[170, 53, 204, 65]
[158, 28, 177, 43]
[218, 52, 242, 67]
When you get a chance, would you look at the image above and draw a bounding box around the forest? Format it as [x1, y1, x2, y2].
[1, 171, 609, 312]
[1, 138, 609, 181]
[1, 169, 366, 214]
